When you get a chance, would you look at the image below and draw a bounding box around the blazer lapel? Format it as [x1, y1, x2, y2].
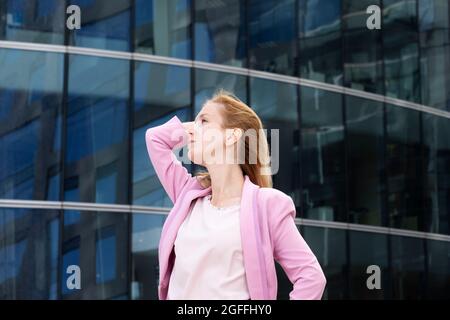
[239, 175, 264, 299]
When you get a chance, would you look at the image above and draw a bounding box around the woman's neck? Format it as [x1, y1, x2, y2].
[207, 165, 244, 207]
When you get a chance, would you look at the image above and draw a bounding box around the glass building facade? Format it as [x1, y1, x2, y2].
[0, 0, 449, 300]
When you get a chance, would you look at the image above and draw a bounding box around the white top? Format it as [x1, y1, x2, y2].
[167, 194, 251, 300]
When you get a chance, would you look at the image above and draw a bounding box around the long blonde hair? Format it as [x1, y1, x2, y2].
[194, 89, 273, 188]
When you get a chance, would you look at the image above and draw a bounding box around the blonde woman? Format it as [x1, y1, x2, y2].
[145, 90, 326, 300]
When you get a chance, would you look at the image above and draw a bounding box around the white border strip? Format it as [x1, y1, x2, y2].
[1, 40, 450, 120]
[1, 199, 449, 242]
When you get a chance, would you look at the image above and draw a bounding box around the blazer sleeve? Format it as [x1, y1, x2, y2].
[270, 196, 327, 300]
[145, 115, 197, 204]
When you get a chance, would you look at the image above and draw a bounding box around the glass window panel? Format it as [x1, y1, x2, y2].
[65, 55, 129, 205]
[426, 239, 450, 298]
[131, 213, 166, 300]
[349, 231, 390, 299]
[250, 77, 299, 205]
[95, 161, 118, 204]
[0, 208, 60, 299]
[419, 0, 450, 111]
[386, 106, 425, 231]
[249, 0, 297, 75]
[391, 235, 426, 299]
[299, 0, 342, 85]
[302, 226, 348, 299]
[61, 236, 80, 297]
[133, 62, 191, 207]
[0, 49, 63, 201]
[96, 225, 117, 284]
[342, 0, 383, 94]
[195, 69, 247, 114]
[423, 114, 450, 235]
[194, 0, 246, 67]
[383, 0, 420, 103]
[300, 87, 346, 222]
[0, 0, 65, 44]
[62, 211, 128, 299]
[68, 0, 131, 51]
[346, 96, 385, 226]
[135, 0, 191, 59]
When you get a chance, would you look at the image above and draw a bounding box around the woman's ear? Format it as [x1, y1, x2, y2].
[225, 128, 243, 146]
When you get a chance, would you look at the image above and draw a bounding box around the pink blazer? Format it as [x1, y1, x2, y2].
[145, 115, 327, 300]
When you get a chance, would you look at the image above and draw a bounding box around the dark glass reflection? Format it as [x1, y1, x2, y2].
[65, 54, 129, 205]
[135, 0, 191, 59]
[131, 213, 166, 299]
[346, 96, 385, 226]
[194, 0, 246, 67]
[302, 225, 348, 299]
[342, 0, 383, 94]
[0, 0, 65, 44]
[300, 87, 346, 222]
[133, 61, 191, 207]
[426, 239, 450, 298]
[250, 77, 299, 206]
[62, 211, 128, 299]
[386, 106, 425, 231]
[423, 114, 450, 235]
[419, 0, 450, 111]
[195, 69, 247, 114]
[391, 235, 426, 299]
[68, 0, 131, 51]
[383, 0, 420, 103]
[299, 0, 342, 84]
[349, 231, 390, 299]
[249, 0, 297, 75]
[0, 208, 59, 299]
[0, 49, 63, 201]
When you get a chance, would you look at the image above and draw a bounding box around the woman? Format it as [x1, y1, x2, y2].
[145, 90, 326, 300]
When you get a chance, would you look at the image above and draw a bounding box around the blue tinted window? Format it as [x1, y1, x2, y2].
[68, 0, 131, 51]
[133, 62, 191, 207]
[95, 162, 117, 204]
[135, 0, 191, 58]
[383, 0, 420, 103]
[299, 0, 342, 84]
[62, 237, 80, 296]
[65, 54, 129, 205]
[0, 239, 27, 283]
[96, 226, 116, 283]
[194, 0, 246, 67]
[346, 96, 385, 226]
[0, 0, 65, 44]
[300, 87, 346, 222]
[0, 209, 60, 299]
[131, 213, 166, 299]
[349, 231, 390, 299]
[195, 69, 247, 114]
[0, 49, 63, 201]
[249, 0, 297, 75]
[250, 77, 299, 204]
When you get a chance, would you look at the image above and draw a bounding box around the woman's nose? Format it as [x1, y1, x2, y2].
[185, 122, 195, 141]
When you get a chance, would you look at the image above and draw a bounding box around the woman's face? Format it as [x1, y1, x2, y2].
[186, 102, 237, 166]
